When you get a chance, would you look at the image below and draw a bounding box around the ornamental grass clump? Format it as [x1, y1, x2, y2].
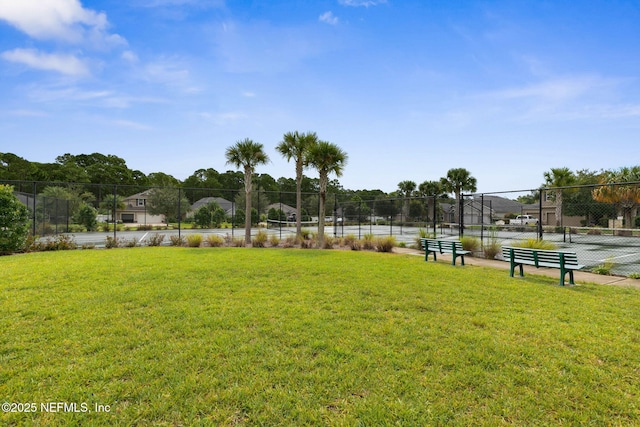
[186, 234, 203, 247]
[375, 236, 396, 253]
[252, 230, 268, 248]
[206, 234, 224, 247]
[512, 238, 557, 250]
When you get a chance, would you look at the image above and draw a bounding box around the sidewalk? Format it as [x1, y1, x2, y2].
[394, 247, 640, 288]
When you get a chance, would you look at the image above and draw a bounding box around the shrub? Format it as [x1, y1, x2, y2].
[460, 236, 480, 252]
[147, 234, 165, 247]
[206, 234, 224, 247]
[629, 272, 640, 279]
[343, 234, 358, 248]
[29, 234, 78, 252]
[512, 238, 557, 250]
[362, 234, 375, 250]
[123, 238, 138, 248]
[0, 184, 30, 255]
[186, 234, 203, 247]
[252, 230, 268, 248]
[375, 236, 396, 253]
[269, 234, 280, 247]
[282, 235, 297, 248]
[75, 204, 98, 231]
[323, 236, 335, 249]
[169, 235, 185, 247]
[105, 236, 121, 249]
[592, 259, 614, 275]
[350, 239, 362, 251]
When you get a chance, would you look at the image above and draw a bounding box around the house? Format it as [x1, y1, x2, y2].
[118, 190, 164, 224]
[190, 197, 234, 216]
[266, 202, 297, 220]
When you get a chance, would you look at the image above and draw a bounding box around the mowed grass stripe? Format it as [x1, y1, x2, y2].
[1, 248, 640, 426]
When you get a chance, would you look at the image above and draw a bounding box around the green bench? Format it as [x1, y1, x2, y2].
[420, 238, 470, 266]
[502, 246, 584, 286]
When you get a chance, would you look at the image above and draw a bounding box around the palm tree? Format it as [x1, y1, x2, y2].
[397, 180, 416, 219]
[276, 131, 318, 239]
[307, 141, 348, 248]
[225, 138, 270, 244]
[418, 180, 446, 222]
[543, 167, 575, 227]
[592, 166, 640, 232]
[440, 168, 477, 224]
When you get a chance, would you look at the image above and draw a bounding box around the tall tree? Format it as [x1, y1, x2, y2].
[440, 168, 477, 224]
[276, 131, 318, 238]
[0, 184, 30, 255]
[225, 138, 270, 244]
[307, 141, 348, 248]
[543, 167, 575, 226]
[592, 166, 640, 230]
[397, 180, 416, 219]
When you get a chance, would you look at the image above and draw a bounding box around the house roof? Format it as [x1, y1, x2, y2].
[266, 203, 296, 215]
[191, 197, 233, 214]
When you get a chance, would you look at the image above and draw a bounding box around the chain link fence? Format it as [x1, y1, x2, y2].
[3, 179, 640, 277]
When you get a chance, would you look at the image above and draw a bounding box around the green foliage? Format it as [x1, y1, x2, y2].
[362, 233, 375, 250]
[592, 258, 615, 275]
[75, 203, 98, 231]
[194, 201, 226, 228]
[0, 185, 30, 255]
[147, 188, 191, 223]
[512, 239, 557, 250]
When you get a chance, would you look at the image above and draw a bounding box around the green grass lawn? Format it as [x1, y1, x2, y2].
[2, 248, 640, 426]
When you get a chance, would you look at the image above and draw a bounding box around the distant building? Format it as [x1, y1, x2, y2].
[190, 197, 234, 216]
[118, 190, 164, 224]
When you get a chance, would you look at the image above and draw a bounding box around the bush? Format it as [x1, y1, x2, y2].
[350, 239, 362, 251]
[123, 238, 138, 248]
[592, 259, 614, 275]
[252, 230, 268, 248]
[28, 234, 78, 252]
[147, 234, 165, 246]
[105, 236, 121, 249]
[460, 236, 480, 252]
[186, 234, 203, 247]
[269, 234, 280, 247]
[0, 184, 30, 255]
[323, 236, 335, 249]
[343, 234, 358, 248]
[169, 235, 185, 246]
[206, 234, 224, 247]
[362, 234, 375, 250]
[512, 239, 557, 250]
[75, 204, 98, 231]
[375, 236, 396, 253]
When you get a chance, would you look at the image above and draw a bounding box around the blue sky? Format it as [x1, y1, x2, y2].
[1, 0, 639, 194]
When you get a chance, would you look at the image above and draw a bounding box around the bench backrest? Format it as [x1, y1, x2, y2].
[421, 238, 463, 252]
[502, 246, 579, 267]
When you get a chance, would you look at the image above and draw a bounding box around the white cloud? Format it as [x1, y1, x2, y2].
[1, 48, 90, 76]
[112, 119, 152, 130]
[319, 11, 338, 25]
[338, 0, 387, 7]
[0, 0, 125, 48]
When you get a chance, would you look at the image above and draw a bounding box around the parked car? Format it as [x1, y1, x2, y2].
[509, 215, 539, 225]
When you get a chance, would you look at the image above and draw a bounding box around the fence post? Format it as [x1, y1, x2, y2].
[32, 181, 37, 236]
[113, 184, 117, 241]
[459, 195, 464, 238]
[538, 189, 544, 240]
[480, 193, 484, 244]
[178, 187, 182, 240]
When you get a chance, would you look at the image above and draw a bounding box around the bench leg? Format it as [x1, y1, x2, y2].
[509, 261, 524, 278]
[561, 270, 575, 286]
[425, 250, 436, 262]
